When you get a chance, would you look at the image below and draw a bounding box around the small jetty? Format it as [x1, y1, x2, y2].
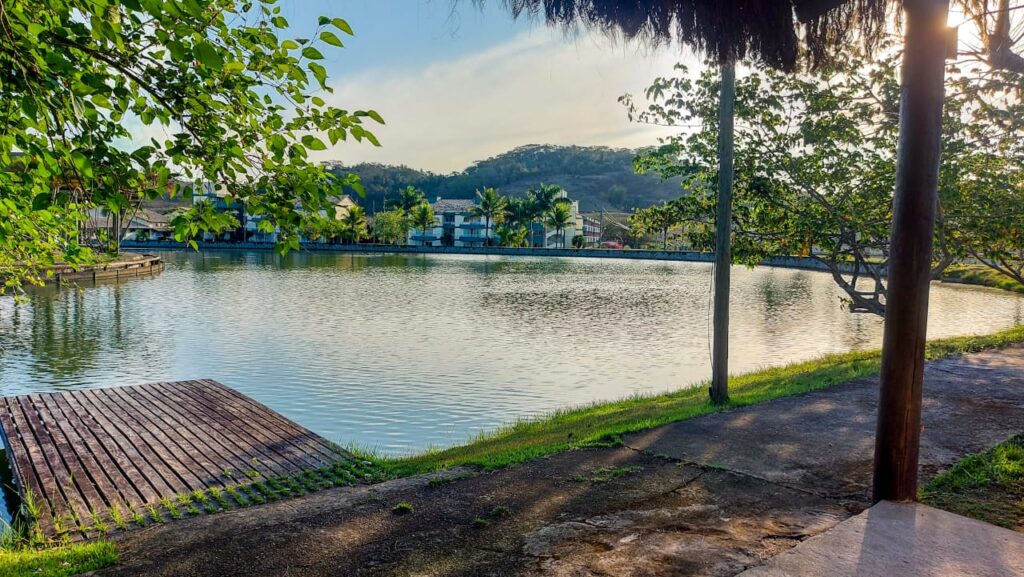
[0, 380, 349, 539]
[45, 254, 164, 284]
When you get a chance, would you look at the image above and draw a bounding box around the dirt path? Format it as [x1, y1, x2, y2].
[98, 346, 1024, 577]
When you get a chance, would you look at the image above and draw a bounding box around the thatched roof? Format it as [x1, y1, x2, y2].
[492, 0, 890, 70]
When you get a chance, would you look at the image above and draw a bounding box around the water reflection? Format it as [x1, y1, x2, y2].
[1, 251, 1022, 455]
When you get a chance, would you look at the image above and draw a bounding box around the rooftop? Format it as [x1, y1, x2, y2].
[431, 198, 476, 213]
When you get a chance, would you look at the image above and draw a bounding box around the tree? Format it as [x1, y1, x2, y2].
[386, 185, 427, 214]
[630, 202, 682, 250]
[179, 200, 240, 245]
[340, 206, 368, 244]
[410, 202, 436, 245]
[469, 187, 507, 246]
[496, 224, 529, 248]
[527, 183, 570, 247]
[545, 203, 573, 248]
[1, 0, 381, 293]
[504, 196, 535, 227]
[372, 209, 410, 245]
[625, 52, 1024, 316]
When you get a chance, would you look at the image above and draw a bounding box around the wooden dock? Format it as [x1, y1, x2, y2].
[0, 380, 348, 539]
[45, 254, 164, 284]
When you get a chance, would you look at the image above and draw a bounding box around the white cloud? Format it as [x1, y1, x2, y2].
[317, 29, 690, 172]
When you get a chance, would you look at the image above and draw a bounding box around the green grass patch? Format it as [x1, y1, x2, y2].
[365, 325, 1024, 477]
[575, 465, 643, 483]
[920, 433, 1024, 530]
[943, 265, 1024, 294]
[0, 541, 117, 577]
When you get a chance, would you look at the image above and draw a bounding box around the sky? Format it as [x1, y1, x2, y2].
[268, 1, 688, 173]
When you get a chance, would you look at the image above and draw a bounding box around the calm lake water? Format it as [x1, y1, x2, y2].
[1, 250, 1023, 455]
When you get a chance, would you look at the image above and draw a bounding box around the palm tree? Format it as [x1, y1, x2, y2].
[496, 224, 529, 248]
[469, 187, 507, 246]
[504, 196, 528, 226]
[545, 203, 573, 248]
[387, 185, 426, 214]
[410, 202, 436, 246]
[528, 183, 570, 247]
[340, 206, 367, 244]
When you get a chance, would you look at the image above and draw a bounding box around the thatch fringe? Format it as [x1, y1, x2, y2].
[489, 0, 891, 71]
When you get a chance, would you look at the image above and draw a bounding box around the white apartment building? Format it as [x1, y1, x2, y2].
[409, 198, 499, 247]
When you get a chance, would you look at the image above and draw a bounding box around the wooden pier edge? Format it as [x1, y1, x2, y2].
[0, 380, 350, 540]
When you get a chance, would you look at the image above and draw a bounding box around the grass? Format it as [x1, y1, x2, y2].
[366, 325, 1024, 477]
[942, 265, 1024, 294]
[920, 433, 1024, 530]
[1, 457, 386, 577]
[0, 541, 117, 577]
[575, 465, 643, 483]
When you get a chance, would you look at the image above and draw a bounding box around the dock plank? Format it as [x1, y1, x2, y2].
[173, 381, 323, 473]
[0, 380, 345, 540]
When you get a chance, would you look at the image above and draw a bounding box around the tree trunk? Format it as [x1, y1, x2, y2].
[710, 61, 736, 405]
[873, 0, 949, 504]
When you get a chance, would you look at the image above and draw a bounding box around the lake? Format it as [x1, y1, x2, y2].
[1, 250, 1022, 455]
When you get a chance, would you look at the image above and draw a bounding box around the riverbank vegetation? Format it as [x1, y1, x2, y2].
[920, 433, 1024, 531]
[943, 266, 1024, 295]
[371, 325, 1024, 477]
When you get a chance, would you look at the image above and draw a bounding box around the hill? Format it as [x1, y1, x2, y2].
[325, 144, 684, 213]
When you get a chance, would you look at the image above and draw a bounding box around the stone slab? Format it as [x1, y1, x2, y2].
[738, 501, 1024, 577]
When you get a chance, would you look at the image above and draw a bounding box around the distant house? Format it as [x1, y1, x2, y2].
[581, 215, 602, 247]
[409, 198, 498, 247]
[85, 207, 173, 242]
[187, 182, 362, 244]
[331, 195, 358, 219]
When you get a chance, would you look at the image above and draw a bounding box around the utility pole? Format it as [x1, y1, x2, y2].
[873, 0, 950, 503]
[710, 61, 735, 405]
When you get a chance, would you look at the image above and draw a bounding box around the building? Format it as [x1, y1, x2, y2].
[332, 195, 358, 219]
[407, 193, 594, 249]
[581, 215, 602, 247]
[85, 207, 173, 242]
[409, 198, 499, 247]
[188, 181, 360, 243]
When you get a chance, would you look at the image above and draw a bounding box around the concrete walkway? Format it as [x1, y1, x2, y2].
[738, 502, 1024, 577]
[98, 346, 1024, 577]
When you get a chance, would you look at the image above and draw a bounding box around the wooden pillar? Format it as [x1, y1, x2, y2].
[710, 61, 735, 405]
[872, 0, 949, 503]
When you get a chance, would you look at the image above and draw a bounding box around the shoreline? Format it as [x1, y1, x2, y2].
[120, 240, 856, 274]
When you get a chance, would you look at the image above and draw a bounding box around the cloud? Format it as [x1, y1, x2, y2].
[317, 29, 688, 172]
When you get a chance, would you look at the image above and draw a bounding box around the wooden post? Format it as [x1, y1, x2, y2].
[872, 0, 949, 503]
[710, 61, 736, 405]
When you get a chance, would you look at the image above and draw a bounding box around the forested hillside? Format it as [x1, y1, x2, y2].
[326, 144, 684, 213]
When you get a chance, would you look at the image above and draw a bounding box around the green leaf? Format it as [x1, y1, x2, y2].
[281, 39, 299, 50]
[319, 31, 343, 47]
[32, 193, 52, 211]
[301, 47, 323, 60]
[365, 110, 385, 125]
[301, 135, 327, 151]
[308, 62, 327, 88]
[331, 18, 354, 36]
[194, 41, 223, 70]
